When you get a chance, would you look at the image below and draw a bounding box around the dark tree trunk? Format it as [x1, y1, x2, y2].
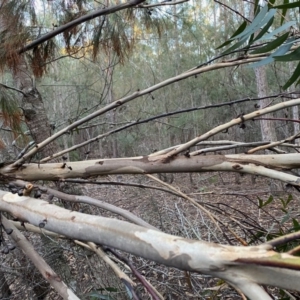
[15, 59, 60, 161]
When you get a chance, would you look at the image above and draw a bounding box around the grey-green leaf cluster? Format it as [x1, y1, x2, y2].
[218, 1, 300, 89]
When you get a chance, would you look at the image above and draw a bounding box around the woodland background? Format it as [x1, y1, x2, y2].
[0, 0, 300, 299]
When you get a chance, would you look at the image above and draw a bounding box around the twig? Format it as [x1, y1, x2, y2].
[247, 131, 300, 154]
[104, 247, 164, 300]
[13, 180, 158, 231]
[59, 178, 182, 197]
[0, 83, 26, 96]
[1, 216, 80, 299]
[157, 98, 300, 158]
[214, 0, 251, 22]
[139, 0, 189, 8]
[146, 174, 222, 232]
[19, 0, 146, 54]
[11, 56, 267, 167]
[40, 90, 295, 163]
[262, 231, 300, 248]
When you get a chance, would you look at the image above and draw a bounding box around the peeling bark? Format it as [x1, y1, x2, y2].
[1, 192, 300, 300]
[3, 154, 300, 185]
[2, 216, 80, 300]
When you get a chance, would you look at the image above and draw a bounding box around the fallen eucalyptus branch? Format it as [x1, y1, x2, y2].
[1, 216, 80, 300]
[2, 192, 300, 299]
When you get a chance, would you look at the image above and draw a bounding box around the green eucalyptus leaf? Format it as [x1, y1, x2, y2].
[248, 37, 294, 68]
[292, 218, 300, 230]
[274, 1, 300, 8]
[275, 45, 300, 61]
[263, 195, 274, 207]
[216, 21, 247, 49]
[254, 0, 260, 15]
[255, 21, 295, 42]
[281, 0, 290, 25]
[221, 36, 249, 55]
[286, 194, 293, 205]
[248, 32, 255, 46]
[253, 16, 274, 42]
[258, 197, 263, 208]
[87, 291, 116, 300]
[251, 31, 289, 54]
[268, 0, 276, 6]
[283, 61, 300, 89]
[233, 6, 274, 40]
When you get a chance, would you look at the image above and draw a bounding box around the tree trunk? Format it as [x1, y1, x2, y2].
[14, 60, 61, 161]
[254, 66, 277, 142]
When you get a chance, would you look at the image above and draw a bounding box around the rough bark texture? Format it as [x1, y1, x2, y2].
[14, 59, 61, 161]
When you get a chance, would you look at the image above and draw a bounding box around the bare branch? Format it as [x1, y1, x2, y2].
[214, 0, 251, 22]
[247, 131, 300, 154]
[1, 192, 300, 297]
[1, 216, 80, 300]
[104, 246, 163, 300]
[158, 98, 300, 158]
[4, 153, 300, 188]
[12, 180, 158, 230]
[139, 0, 189, 8]
[40, 92, 299, 162]
[19, 0, 147, 54]
[11, 55, 267, 166]
[0, 83, 26, 96]
[262, 231, 300, 248]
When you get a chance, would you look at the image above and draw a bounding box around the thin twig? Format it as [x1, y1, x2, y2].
[2, 216, 80, 299]
[146, 174, 222, 232]
[214, 0, 251, 22]
[0, 83, 26, 96]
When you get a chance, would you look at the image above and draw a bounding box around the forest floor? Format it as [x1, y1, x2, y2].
[85, 171, 300, 299]
[5, 172, 300, 300]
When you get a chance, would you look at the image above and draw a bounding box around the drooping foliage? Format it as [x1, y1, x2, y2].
[218, 0, 300, 89]
[0, 0, 165, 77]
[0, 86, 23, 138]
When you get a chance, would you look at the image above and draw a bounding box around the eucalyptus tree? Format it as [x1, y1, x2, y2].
[1, 1, 300, 300]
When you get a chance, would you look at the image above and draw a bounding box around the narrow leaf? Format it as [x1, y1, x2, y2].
[281, 0, 290, 25]
[263, 195, 274, 207]
[216, 21, 247, 49]
[258, 197, 263, 208]
[274, 1, 300, 8]
[248, 37, 294, 68]
[275, 46, 300, 61]
[292, 218, 300, 230]
[255, 21, 295, 42]
[286, 194, 293, 205]
[248, 33, 255, 46]
[251, 32, 289, 54]
[268, 0, 276, 5]
[233, 6, 274, 40]
[253, 16, 274, 42]
[254, 0, 260, 15]
[222, 36, 249, 55]
[283, 61, 300, 89]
